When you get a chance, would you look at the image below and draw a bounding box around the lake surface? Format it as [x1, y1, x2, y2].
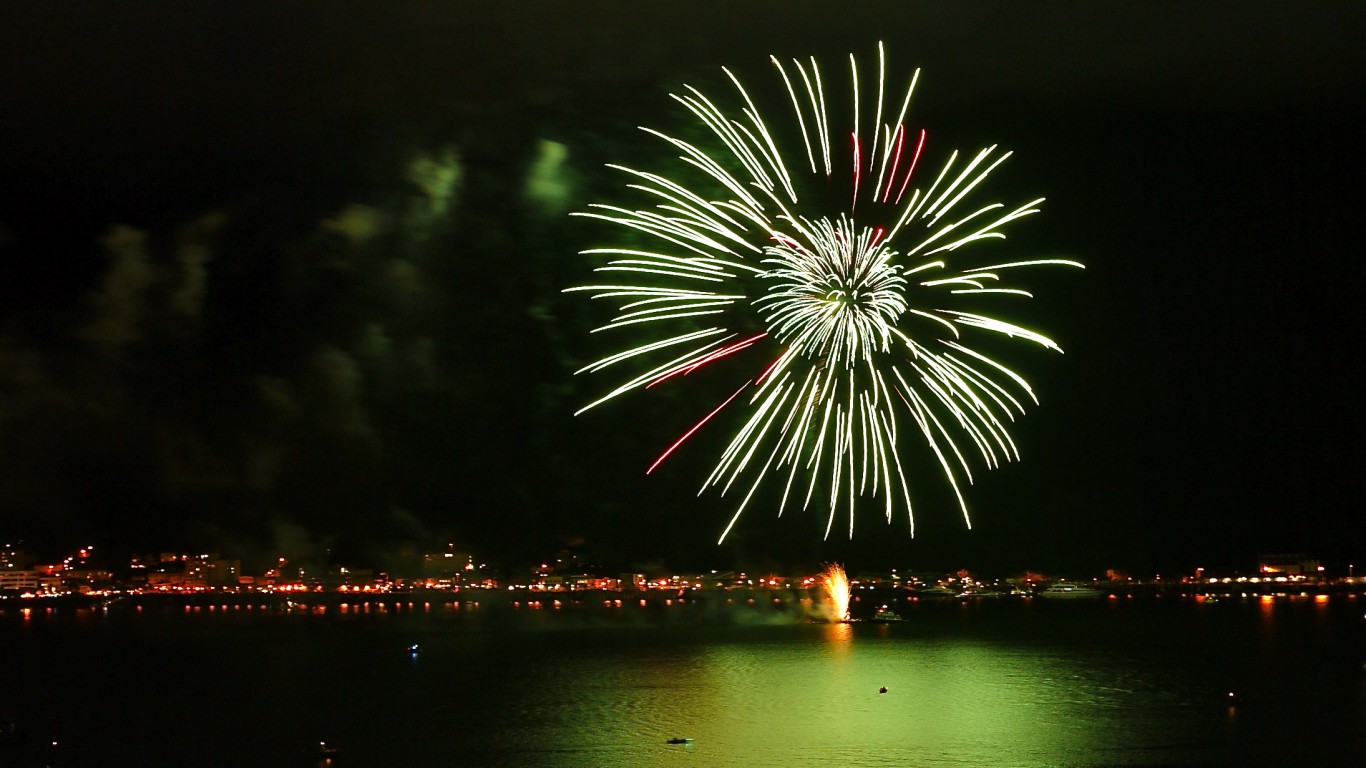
[1, 594, 1363, 767]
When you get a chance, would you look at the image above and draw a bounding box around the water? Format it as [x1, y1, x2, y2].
[1, 595, 1362, 767]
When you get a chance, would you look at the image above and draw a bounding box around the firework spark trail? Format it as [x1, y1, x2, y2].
[568, 42, 1083, 543]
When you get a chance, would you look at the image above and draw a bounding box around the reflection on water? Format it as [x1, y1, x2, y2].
[474, 599, 1362, 767]
[0, 597, 1362, 767]
[522, 624, 1204, 767]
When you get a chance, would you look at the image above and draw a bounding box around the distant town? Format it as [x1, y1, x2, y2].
[1, 541, 1360, 600]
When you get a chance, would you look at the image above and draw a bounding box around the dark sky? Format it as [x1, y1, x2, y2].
[1, 1, 1362, 576]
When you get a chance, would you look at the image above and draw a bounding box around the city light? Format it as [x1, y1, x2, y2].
[0, 541, 1359, 617]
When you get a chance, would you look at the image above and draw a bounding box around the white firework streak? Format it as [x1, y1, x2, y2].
[566, 43, 1083, 542]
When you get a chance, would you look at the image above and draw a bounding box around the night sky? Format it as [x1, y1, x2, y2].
[1, 2, 1362, 576]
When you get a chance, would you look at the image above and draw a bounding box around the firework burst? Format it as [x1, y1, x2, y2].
[821, 563, 851, 622]
[569, 43, 1081, 542]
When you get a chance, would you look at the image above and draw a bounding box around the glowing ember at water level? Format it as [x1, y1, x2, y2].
[822, 564, 850, 622]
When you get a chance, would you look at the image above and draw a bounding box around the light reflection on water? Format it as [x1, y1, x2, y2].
[0, 597, 1361, 767]
[475, 600, 1362, 768]
[502, 623, 1210, 767]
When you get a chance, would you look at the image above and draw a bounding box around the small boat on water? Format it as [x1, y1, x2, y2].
[958, 588, 1007, 599]
[913, 585, 958, 599]
[1039, 582, 1104, 598]
[871, 605, 902, 622]
[666, 737, 693, 745]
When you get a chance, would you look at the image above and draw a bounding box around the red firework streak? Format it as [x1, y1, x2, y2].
[645, 333, 769, 474]
[645, 333, 767, 389]
[647, 380, 752, 475]
[854, 127, 925, 207]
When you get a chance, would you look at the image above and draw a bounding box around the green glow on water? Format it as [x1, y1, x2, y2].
[5, 600, 1361, 766]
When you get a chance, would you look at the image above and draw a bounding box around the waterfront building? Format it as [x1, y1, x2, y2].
[0, 569, 40, 592]
[1258, 554, 1322, 577]
[423, 550, 472, 577]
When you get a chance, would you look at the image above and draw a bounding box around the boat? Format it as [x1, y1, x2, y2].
[666, 737, 693, 745]
[1038, 582, 1104, 598]
[871, 605, 902, 621]
[958, 587, 1007, 599]
[913, 585, 957, 599]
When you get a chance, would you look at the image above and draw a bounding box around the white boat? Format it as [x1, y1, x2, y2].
[1039, 582, 1104, 598]
[872, 605, 902, 621]
[913, 585, 958, 599]
[959, 587, 1007, 599]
